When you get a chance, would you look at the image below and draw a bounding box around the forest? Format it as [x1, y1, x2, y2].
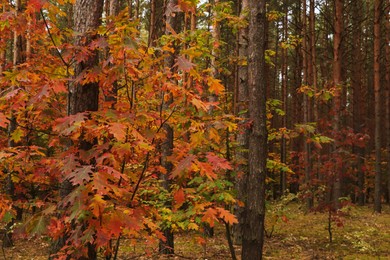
[0, 0, 389, 259]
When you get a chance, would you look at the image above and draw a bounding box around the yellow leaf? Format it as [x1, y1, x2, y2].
[207, 77, 225, 95]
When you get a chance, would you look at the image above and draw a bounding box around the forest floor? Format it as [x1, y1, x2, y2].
[1, 203, 389, 260]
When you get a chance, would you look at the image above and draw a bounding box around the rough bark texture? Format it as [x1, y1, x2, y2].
[373, 0, 382, 213]
[332, 0, 343, 210]
[280, 1, 288, 196]
[52, 0, 104, 258]
[233, 0, 248, 245]
[386, 0, 390, 204]
[69, 0, 104, 116]
[351, 0, 365, 206]
[302, 0, 313, 209]
[158, 0, 179, 254]
[241, 0, 267, 259]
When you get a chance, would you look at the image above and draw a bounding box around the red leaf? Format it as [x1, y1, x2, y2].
[173, 188, 185, 209]
[206, 152, 232, 170]
[67, 165, 93, 185]
[171, 154, 195, 178]
[175, 56, 195, 72]
[0, 113, 9, 128]
[29, 0, 46, 10]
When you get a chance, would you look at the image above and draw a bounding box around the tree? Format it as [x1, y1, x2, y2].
[373, 0, 382, 213]
[241, 0, 268, 259]
[332, 0, 343, 210]
[52, 0, 104, 258]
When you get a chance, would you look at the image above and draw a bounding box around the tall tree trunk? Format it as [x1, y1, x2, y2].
[280, 1, 288, 196]
[158, 0, 179, 254]
[386, 0, 390, 205]
[351, 0, 365, 206]
[373, 0, 382, 213]
[241, 0, 267, 259]
[332, 0, 343, 210]
[51, 0, 104, 258]
[302, 0, 313, 209]
[233, 0, 248, 245]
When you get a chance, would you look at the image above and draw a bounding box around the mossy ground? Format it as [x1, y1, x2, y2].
[2, 203, 389, 259]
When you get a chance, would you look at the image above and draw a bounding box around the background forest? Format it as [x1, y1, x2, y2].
[0, 0, 389, 259]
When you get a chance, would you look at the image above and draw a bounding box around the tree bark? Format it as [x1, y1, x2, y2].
[241, 0, 267, 259]
[332, 0, 343, 210]
[233, 0, 248, 245]
[52, 0, 104, 258]
[373, 0, 382, 213]
[351, 0, 365, 206]
[386, 0, 390, 205]
[158, 0, 179, 254]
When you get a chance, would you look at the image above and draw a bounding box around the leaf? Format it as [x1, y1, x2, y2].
[90, 194, 106, 217]
[109, 123, 126, 141]
[29, 0, 47, 10]
[10, 128, 23, 143]
[201, 207, 218, 227]
[0, 113, 9, 128]
[207, 77, 225, 95]
[175, 56, 195, 72]
[206, 152, 232, 170]
[67, 165, 93, 185]
[171, 154, 195, 178]
[173, 188, 185, 209]
[217, 207, 238, 225]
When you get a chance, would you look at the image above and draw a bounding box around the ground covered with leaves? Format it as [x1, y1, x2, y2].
[2, 203, 389, 259]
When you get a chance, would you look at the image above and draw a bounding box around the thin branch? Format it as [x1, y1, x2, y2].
[40, 9, 69, 68]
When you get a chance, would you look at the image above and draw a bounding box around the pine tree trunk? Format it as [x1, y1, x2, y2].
[158, 0, 179, 254]
[373, 0, 382, 213]
[241, 0, 267, 259]
[332, 0, 343, 210]
[51, 0, 104, 258]
[351, 0, 365, 206]
[233, 0, 248, 245]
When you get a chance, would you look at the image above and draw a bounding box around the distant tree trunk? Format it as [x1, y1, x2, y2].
[373, 0, 382, 213]
[158, 0, 179, 254]
[302, 0, 313, 209]
[386, 0, 390, 205]
[351, 0, 365, 206]
[280, 1, 288, 195]
[332, 0, 343, 210]
[241, 0, 267, 259]
[233, 0, 248, 245]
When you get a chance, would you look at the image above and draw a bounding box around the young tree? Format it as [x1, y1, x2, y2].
[241, 0, 268, 259]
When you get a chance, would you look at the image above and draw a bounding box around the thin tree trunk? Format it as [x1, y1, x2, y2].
[158, 0, 179, 254]
[386, 0, 390, 205]
[233, 0, 248, 245]
[332, 0, 343, 210]
[373, 0, 382, 213]
[302, 0, 313, 209]
[280, 1, 288, 195]
[351, 0, 365, 206]
[241, 0, 267, 259]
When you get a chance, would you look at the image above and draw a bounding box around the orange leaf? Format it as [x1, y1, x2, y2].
[173, 188, 185, 209]
[217, 207, 238, 225]
[201, 207, 218, 227]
